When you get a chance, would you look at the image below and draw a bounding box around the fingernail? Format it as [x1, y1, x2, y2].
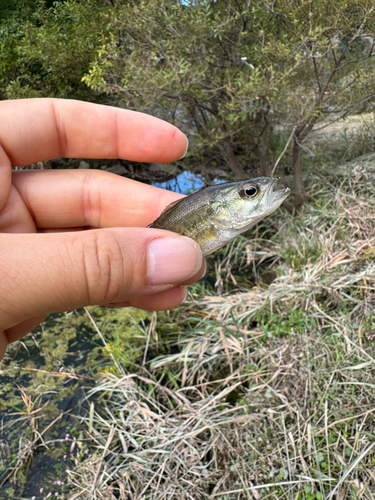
[179, 134, 189, 159]
[148, 236, 202, 286]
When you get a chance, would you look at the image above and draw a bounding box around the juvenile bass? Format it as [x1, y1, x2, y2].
[149, 177, 290, 256]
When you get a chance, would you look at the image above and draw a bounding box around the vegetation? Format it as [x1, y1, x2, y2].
[1, 128, 375, 497]
[1, 0, 375, 208]
[1, 1, 375, 498]
[83, 0, 375, 210]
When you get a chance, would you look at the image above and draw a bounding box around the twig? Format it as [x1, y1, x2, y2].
[272, 127, 296, 175]
[0, 366, 93, 380]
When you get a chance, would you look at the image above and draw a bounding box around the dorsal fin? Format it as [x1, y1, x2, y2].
[160, 198, 182, 214]
[147, 198, 183, 227]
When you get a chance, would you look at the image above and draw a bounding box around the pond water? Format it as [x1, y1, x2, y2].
[153, 170, 205, 193]
[152, 170, 226, 194]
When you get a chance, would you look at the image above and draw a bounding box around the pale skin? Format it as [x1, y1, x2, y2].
[0, 98, 205, 360]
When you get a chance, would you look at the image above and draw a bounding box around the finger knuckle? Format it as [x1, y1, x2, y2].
[81, 231, 125, 304]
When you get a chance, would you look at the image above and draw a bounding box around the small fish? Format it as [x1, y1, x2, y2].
[149, 177, 290, 256]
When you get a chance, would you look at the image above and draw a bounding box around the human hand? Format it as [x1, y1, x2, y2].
[0, 98, 205, 359]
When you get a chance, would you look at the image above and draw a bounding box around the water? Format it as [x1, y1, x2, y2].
[152, 170, 226, 194]
[152, 170, 205, 194]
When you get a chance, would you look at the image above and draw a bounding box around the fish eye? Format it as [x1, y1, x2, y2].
[239, 183, 259, 199]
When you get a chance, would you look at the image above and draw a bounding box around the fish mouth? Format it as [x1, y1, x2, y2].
[268, 178, 290, 203]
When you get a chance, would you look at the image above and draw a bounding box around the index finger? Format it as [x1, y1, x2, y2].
[0, 98, 188, 166]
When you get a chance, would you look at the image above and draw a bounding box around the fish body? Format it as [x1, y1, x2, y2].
[149, 177, 290, 256]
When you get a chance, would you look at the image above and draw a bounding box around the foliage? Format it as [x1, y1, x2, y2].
[0, 0, 109, 101]
[81, 0, 375, 207]
[2, 1, 375, 208]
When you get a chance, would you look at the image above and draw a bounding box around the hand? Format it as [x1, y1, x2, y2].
[0, 98, 205, 359]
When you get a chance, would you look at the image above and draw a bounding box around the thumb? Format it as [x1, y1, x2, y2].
[0, 227, 202, 331]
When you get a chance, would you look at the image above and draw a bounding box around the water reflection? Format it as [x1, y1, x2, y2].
[152, 170, 225, 194]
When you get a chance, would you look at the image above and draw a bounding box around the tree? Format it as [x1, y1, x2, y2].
[81, 0, 375, 209]
[83, 0, 283, 179]
[2, 0, 375, 210]
[266, 1, 375, 209]
[0, 0, 109, 101]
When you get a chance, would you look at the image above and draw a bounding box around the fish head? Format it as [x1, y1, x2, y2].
[214, 177, 290, 231]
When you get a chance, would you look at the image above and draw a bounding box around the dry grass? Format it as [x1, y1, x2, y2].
[61, 155, 375, 500]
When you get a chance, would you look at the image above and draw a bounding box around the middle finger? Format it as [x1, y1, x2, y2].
[12, 169, 183, 229]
